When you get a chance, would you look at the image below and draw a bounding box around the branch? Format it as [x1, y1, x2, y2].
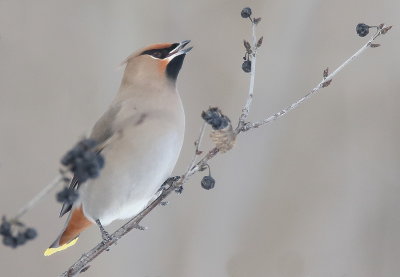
[58, 18, 391, 276]
[238, 20, 258, 128]
[240, 24, 391, 132]
[12, 175, 63, 221]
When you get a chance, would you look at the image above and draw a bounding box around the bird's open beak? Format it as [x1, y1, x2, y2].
[168, 40, 193, 58]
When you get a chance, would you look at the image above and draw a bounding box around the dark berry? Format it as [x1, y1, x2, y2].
[16, 232, 27, 246]
[56, 187, 79, 204]
[3, 235, 17, 248]
[242, 60, 252, 73]
[241, 7, 252, 18]
[0, 221, 11, 236]
[24, 228, 37, 240]
[201, 107, 230, 130]
[201, 176, 215, 190]
[356, 23, 370, 37]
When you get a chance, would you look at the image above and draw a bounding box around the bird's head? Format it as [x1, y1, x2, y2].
[121, 40, 192, 87]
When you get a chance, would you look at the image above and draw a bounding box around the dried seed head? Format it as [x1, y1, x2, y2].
[243, 40, 252, 53]
[253, 17, 262, 24]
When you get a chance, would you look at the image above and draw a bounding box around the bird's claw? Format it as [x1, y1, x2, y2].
[158, 176, 180, 192]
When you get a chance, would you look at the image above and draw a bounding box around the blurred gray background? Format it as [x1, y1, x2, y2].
[1, 0, 399, 276]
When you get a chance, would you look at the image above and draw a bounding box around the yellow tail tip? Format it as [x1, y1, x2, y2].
[44, 237, 79, 256]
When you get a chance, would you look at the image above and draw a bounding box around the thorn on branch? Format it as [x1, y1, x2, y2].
[322, 79, 332, 88]
[253, 17, 262, 25]
[243, 40, 252, 54]
[370, 43, 381, 48]
[323, 67, 329, 78]
[381, 25, 392, 34]
[256, 36, 264, 48]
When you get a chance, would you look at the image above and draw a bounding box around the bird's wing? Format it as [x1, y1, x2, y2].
[59, 105, 122, 217]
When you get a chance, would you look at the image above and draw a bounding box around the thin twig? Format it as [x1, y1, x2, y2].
[184, 122, 206, 180]
[241, 26, 387, 132]
[12, 175, 63, 221]
[238, 21, 258, 130]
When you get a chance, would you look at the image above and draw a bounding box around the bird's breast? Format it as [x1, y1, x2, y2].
[79, 113, 184, 225]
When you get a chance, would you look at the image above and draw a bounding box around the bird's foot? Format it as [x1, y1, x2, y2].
[174, 185, 184, 194]
[95, 219, 112, 244]
[158, 176, 180, 192]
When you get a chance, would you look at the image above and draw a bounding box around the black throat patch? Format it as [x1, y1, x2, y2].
[166, 54, 186, 82]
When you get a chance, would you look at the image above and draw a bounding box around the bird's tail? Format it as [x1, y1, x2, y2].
[44, 205, 93, 256]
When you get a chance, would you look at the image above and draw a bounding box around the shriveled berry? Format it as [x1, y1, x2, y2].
[3, 235, 17, 248]
[56, 187, 79, 205]
[0, 221, 11, 236]
[242, 60, 251, 73]
[24, 228, 37, 240]
[201, 176, 215, 190]
[356, 23, 370, 37]
[241, 7, 252, 18]
[62, 139, 105, 183]
[16, 232, 27, 246]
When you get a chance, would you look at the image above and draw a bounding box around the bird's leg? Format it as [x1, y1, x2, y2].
[95, 219, 112, 243]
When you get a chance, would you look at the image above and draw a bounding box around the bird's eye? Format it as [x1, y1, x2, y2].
[152, 51, 162, 58]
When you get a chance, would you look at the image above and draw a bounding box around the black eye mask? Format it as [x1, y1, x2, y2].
[140, 43, 179, 59]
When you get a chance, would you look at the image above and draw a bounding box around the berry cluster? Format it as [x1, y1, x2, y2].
[201, 107, 230, 130]
[356, 23, 370, 37]
[1, 218, 37, 248]
[61, 139, 105, 183]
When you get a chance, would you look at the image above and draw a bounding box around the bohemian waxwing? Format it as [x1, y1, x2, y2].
[44, 40, 192, 256]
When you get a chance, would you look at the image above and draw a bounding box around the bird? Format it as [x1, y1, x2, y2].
[44, 40, 192, 256]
